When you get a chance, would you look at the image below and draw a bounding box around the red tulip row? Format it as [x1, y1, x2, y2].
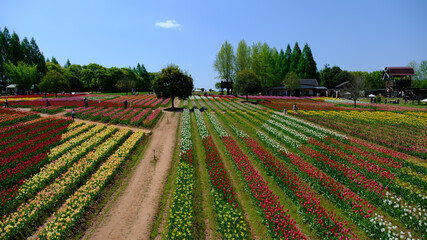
[206, 112, 306, 239]
[0, 119, 69, 161]
[194, 109, 247, 239]
[239, 132, 358, 239]
[0, 118, 55, 149]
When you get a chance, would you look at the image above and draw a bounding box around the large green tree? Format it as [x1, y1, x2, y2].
[65, 64, 83, 91]
[297, 43, 317, 79]
[289, 42, 301, 76]
[319, 65, 347, 89]
[343, 73, 369, 108]
[115, 69, 136, 95]
[81, 63, 111, 92]
[8, 32, 24, 65]
[213, 41, 235, 94]
[283, 72, 300, 96]
[133, 63, 151, 91]
[234, 69, 262, 101]
[39, 68, 69, 97]
[152, 64, 193, 109]
[4, 61, 37, 91]
[235, 39, 251, 73]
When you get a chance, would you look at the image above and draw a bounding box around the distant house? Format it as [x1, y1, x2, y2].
[382, 67, 415, 97]
[262, 79, 327, 96]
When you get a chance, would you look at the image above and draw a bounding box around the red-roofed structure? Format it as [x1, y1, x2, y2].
[382, 67, 415, 96]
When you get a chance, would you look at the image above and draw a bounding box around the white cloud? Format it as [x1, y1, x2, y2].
[155, 20, 181, 29]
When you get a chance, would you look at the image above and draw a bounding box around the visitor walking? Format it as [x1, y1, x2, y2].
[283, 107, 287, 115]
[71, 108, 75, 121]
[4, 99, 8, 108]
[46, 99, 51, 107]
[124, 100, 128, 109]
[84, 98, 88, 108]
[293, 103, 298, 113]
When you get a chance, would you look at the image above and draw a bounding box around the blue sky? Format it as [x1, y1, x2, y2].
[1, 0, 426, 90]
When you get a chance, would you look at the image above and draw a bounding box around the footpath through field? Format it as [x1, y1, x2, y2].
[84, 110, 179, 240]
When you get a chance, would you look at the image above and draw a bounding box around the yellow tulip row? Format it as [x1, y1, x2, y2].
[14, 126, 115, 203]
[59, 122, 93, 141]
[0, 129, 129, 239]
[0, 97, 42, 101]
[300, 110, 427, 128]
[36, 130, 145, 239]
[48, 124, 104, 161]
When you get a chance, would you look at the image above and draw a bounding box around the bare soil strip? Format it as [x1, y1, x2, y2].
[84, 110, 178, 240]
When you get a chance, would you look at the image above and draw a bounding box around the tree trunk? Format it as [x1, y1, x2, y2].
[171, 97, 175, 109]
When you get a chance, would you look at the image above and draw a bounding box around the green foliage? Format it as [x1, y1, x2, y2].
[4, 61, 37, 90]
[152, 64, 193, 109]
[81, 63, 111, 92]
[65, 64, 83, 91]
[234, 69, 262, 101]
[297, 43, 317, 79]
[0, 27, 46, 90]
[352, 70, 383, 89]
[116, 68, 137, 94]
[319, 65, 348, 89]
[408, 60, 427, 81]
[235, 40, 251, 73]
[283, 72, 300, 96]
[343, 73, 369, 108]
[289, 42, 301, 76]
[51, 56, 59, 65]
[133, 63, 151, 91]
[214, 40, 318, 89]
[213, 40, 235, 83]
[39, 68, 69, 95]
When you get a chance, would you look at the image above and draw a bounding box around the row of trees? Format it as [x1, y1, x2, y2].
[0, 27, 46, 91]
[37, 61, 153, 96]
[0, 27, 155, 95]
[214, 40, 318, 89]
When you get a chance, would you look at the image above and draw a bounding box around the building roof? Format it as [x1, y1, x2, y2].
[299, 79, 319, 86]
[383, 67, 415, 78]
[335, 81, 349, 89]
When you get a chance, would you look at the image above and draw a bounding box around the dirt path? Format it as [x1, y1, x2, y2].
[84, 110, 179, 240]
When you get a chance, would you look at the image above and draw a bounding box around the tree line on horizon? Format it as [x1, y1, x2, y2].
[0, 27, 155, 95]
[214, 40, 427, 94]
[214, 40, 318, 89]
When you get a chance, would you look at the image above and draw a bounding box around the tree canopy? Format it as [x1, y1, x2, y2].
[343, 73, 369, 108]
[234, 69, 261, 101]
[283, 72, 300, 96]
[4, 61, 37, 91]
[152, 64, 193, 109]
[214, 40, 319, 89]
[39, 68, 69, 97]
[213, 41, 235, 85]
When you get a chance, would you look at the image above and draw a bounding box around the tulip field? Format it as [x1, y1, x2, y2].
[164, 96, 426, 240]
[0, 108, 146, 239]
[1, 94, 426, 239]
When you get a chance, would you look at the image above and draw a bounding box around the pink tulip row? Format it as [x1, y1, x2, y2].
[130, 108, 152, 126]
[142, 108, 162, 127]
